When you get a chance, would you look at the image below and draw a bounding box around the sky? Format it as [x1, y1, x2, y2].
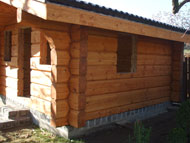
[82, 0, 190, 19]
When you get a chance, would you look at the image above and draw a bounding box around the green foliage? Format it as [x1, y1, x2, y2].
[176, 100, 190, 132]
[168, 127, 187, 143]
[128, 121, 151, 143]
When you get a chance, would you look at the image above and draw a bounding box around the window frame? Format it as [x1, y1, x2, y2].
[117, 33, 137, 73]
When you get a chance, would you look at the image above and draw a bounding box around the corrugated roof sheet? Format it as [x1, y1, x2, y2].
[46, 0, 190, 34]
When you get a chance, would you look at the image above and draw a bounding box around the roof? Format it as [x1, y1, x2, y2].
[46, 0, 190, 34]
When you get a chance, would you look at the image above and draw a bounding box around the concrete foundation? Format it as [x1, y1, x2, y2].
[0, 95, 172, 139]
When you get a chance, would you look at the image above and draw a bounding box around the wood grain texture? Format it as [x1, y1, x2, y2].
[69, 26, 88, 128]
[46, 3, 190, 42]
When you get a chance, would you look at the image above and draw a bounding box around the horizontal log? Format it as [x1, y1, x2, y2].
[31, 70, 52, 86]
[172, 71, 181, 81]
[0, 86, 18, 97]
[88, 35, 117, 52]
[171, 81, 180, 92]
[51, 99, 69, 119]
[71, 45, 80, 58]
[85, 76, 171, 96]
[50, 117, 68, 127]
[51, 49, 70, 60]
[70, 76, 86, 94]
[0, 57, 18, 67]
[31, 83, 51, 101]
[69, 93, 85, 110]
[30, 96, 51, 115]
[88, 51, 116, 60]
[30, 57, 51, 71]
[31, 30, 41, 44]
[12, 34, 18, 46]
[31, 44, 40, 57]
[137, 55, 171, 65]
[86, 65, 171, 80]
[85, 96, 170, 120]
[0, 66, 21, 79]
[171, 92, 180, 102]
[0, 76, 19, 90]
[51, 82, 69, 100]
[50, 49, 70, 66]
[86, 86, 170, 112]
[51, 65, 70, 83]
[12, 46, 18, 56]
[137, 39, 171, 55]
[69, 109, 85, 128]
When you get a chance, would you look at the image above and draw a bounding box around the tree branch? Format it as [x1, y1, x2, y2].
[172, 0, 190, 14]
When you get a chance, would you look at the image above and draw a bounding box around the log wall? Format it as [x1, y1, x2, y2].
[30, 29, 52, 118]
[85, 33, 173, 121]
[0, 28, 21, 97]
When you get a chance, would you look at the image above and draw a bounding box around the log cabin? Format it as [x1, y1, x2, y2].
[0, 0, 189, 138]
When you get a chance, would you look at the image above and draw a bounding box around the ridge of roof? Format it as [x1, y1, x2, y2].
[46, 0, 190, 34]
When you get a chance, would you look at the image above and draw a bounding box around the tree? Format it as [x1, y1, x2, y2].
[152, 9, 190, 29]
[172, 0, 190, 14]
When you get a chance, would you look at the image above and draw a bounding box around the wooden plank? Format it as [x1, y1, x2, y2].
[46, 3, 190, 43]
[85, 76, 171, 96]
[85, 86, 170, 112]
[18, 11, 70, 32]
[85, 97, 170, 120]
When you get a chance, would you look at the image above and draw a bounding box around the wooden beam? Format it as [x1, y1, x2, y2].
[17, 10, 70, 32]
[0, 0, 47, 19]
[46, 3, 190, 43]
[1, 0, 190, 42]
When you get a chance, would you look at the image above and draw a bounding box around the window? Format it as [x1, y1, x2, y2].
[4, 31, 12, 61]
[40, 34, 51, 65]
[117, 34, 137, 73]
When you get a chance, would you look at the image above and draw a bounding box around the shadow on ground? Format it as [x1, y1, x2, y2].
[77, 110, 177, 143]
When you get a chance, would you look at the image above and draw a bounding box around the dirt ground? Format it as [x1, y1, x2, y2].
[0, 110, 176, 143]
[0, 125, 84, 143]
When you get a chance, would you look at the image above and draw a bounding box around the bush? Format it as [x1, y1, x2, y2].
[176, 100, 190, 132]
[168, 127, 187, 143]
[128, 121, 151, 143]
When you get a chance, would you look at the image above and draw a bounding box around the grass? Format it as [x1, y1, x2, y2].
[0, 125, 84, 143]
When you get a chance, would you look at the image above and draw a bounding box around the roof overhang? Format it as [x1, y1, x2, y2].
[0, 0, 190, 43]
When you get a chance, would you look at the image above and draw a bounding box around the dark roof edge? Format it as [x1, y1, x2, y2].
[46, 0, 190, 34]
